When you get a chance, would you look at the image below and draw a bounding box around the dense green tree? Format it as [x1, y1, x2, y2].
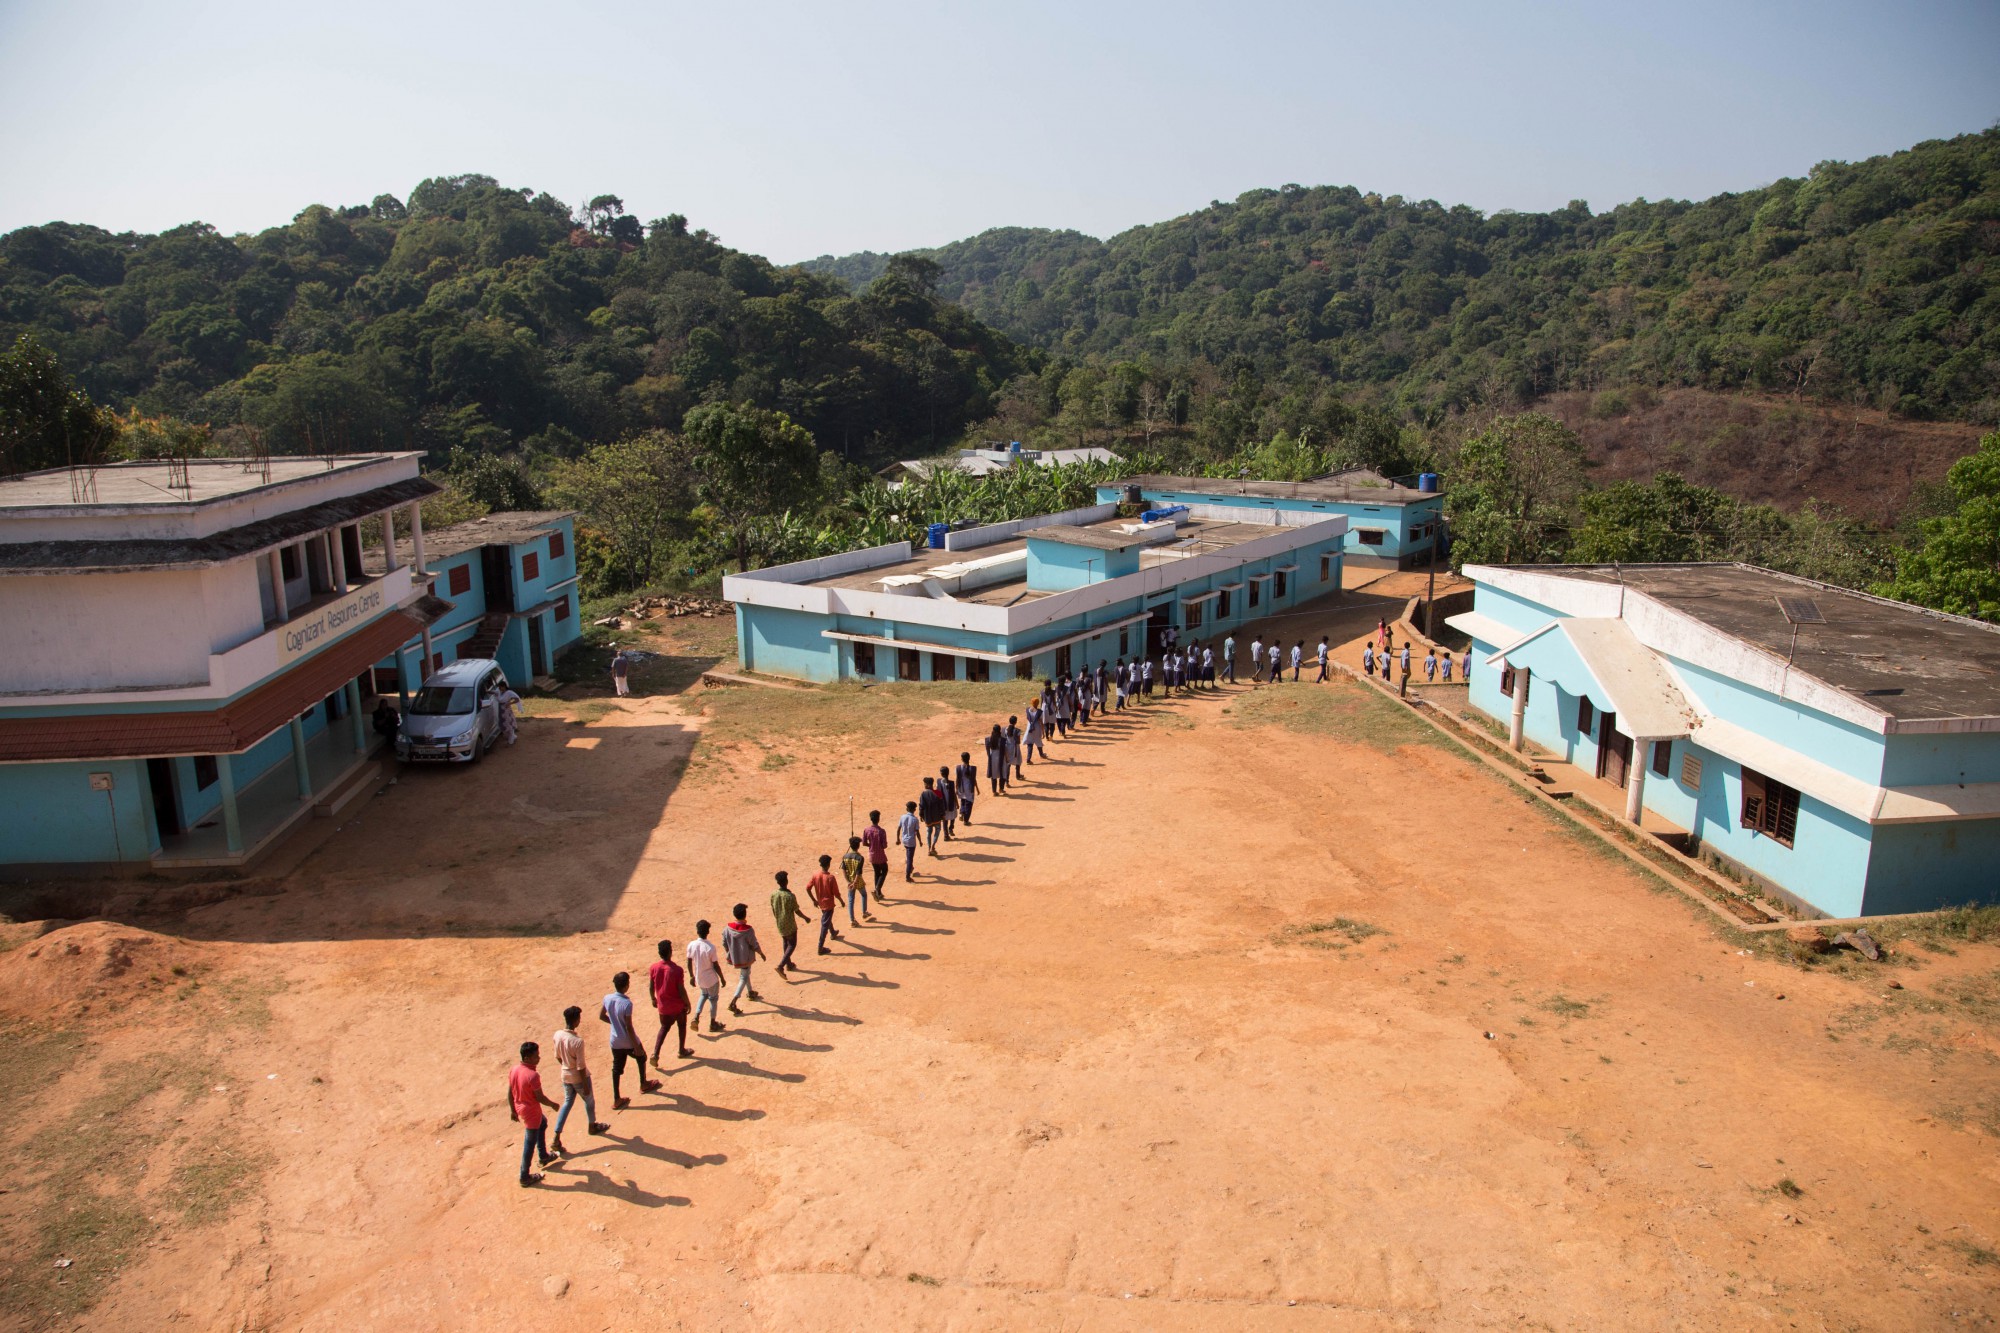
[0, 333, 115, 475]
[1443, 412, 1589, 566]
[683, 402, 820, 571]
[1877, 431, 2000, 620]
[544, 430, 700, 591]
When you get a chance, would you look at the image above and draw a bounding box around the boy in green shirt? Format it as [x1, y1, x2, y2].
[769, 870, 811, 977]
[840, 835, 872, 926]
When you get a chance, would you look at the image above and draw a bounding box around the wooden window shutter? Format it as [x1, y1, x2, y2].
[1739, 768, 1767, 830]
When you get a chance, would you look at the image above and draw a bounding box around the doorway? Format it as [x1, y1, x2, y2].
[528, 615, 547, 676]
[1146, 602, 1173, 655]
[146, 759, 181, 838]
[1596, 712, 1632, 787]
[482, 546, 516, 612]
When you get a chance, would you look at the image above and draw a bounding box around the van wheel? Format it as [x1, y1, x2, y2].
[471, 733, 486, 763]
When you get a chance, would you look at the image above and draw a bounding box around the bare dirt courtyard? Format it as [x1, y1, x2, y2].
[3, 603, 1999, 1331]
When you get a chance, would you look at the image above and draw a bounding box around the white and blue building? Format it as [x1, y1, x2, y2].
[1097, 471, 1445, 568]
[1451, 563, 2000, 919]
[0, 454, 451, 874]
[722, 503, 1348, 684]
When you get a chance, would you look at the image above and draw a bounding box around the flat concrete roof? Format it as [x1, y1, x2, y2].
[1118, 473, 1436, 506]
[804, 516, 1300, 606]
[362, 510, 573, 573]
[1019, 525, 1160, 552]
[1539, 564, 2000, 723]
[0, 455, 419, 511]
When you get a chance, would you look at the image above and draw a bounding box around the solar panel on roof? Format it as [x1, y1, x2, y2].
[1776, 596, 1824, 625]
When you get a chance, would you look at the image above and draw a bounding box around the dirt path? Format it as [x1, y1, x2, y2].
[4, 645, 1998, 1329]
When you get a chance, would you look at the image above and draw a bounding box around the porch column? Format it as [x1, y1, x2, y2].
[267, 548, 289, 620]
[409, 502, 428, 576]
[328, 531, 349, 594]
[420, 626, 436, 673]
[216, 754, 244, 854]
[346, 678, 366, 751]
[1508, 664, 1530, 752]
[396, 644, 413, 710]
[382, 508, 400, 572]
[290, 715, 313, 800]
[1624, 753, 1647, 825]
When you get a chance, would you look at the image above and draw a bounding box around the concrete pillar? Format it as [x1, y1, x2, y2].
[290, 715, 312, 800]
[1508, 665, 1530, 752]
[396, 644, 413, 711]
[1624, 752, 1647, 824]
[409, 503, 428, 576]
[420, 627, 436, 675]
[217, 754, 243, 854]
[382, 508, 400, 572]
[346, 678, 366, 751]
[328, 531, 348, 594]
[268, 548, 289, 621]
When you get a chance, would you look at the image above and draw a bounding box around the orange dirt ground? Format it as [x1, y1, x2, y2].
[3, 591, 1998, 1331]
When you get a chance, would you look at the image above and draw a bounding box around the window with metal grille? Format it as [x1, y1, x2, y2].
[1739, 767, 1800, 848]
[447, 563, 471, 596]
[852, 641, 876, 676]
[549, 530, 566, 559]
[1680, 754, 1702, 789]
[522, 551, 540, 581]
[1651, 741, 1672, 777]
[1186, 600, 1203, 629]
[1500, 666, 1528, 703]
[1274, 571, 1288, 598]
[932, 652, 957, 682]
[1248, 581, 1261, 608]
[966, 657, 990, 682]
[1320, 556, 1332, 582]
[1217, 589, 1231, 618]
[1357, 529, 1385, 546]
[1056, 644, 1072, 675]
[1577, 697, 1594, 734]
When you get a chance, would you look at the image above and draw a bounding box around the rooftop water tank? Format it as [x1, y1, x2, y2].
[927, 522, 949, 549]
[1418, 473, 1440, 493]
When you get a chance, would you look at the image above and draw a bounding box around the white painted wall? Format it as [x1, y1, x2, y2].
[943, 504, 1118, 551]
[0, 569, 213, 692]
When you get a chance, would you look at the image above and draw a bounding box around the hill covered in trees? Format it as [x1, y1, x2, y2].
[807, 128, 2000, 434]
[0, 176, 1023, 472]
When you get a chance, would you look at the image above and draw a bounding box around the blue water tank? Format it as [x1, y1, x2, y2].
[1140, 504, 1189, 523]
[1418, 473, 1440, 493]
[1009, 441, 1022, 454]
[927, 522, 949, 549]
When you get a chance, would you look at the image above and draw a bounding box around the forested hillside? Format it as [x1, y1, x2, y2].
[808, 129, 2000, 429]
[0, 176, 1023, 471]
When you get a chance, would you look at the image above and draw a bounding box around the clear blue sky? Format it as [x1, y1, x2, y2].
[1, 0, 1994, 263]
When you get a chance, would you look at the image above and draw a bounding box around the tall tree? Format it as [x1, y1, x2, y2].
[1443, 412, 1589, 567]
[543, 430, 700, 591]
[682, 403, 820, 571]
[1877, 430, 2000, 621]
[0, 335, 114, 476]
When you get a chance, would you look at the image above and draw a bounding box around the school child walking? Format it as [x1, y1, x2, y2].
[508, 1041, 562, 1187]
[687, 921, 725, 1034]
[862, 809, 890, 900]
[841, 835, 873, 924]
[723, 904, 765, 1014]
[808, 854, 844, 955]
[897, 800, 921, 880]
[769, 871, 807, 976]
[956, 751, 979, 825]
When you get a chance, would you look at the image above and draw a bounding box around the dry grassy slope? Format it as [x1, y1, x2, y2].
[1528, 388, 1986, 525]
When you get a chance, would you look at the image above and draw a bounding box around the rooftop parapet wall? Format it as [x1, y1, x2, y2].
[943, 504, 1117, 552]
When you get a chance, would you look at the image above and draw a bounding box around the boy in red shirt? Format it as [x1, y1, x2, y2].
[508, 1040, 561, 1187]
[808, 853, 844, 955]
[649, 938, 693, 1065]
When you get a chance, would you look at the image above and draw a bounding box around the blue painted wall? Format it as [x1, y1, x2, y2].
[1097, 484, 1442, 559]
[1026, 537, 1138, 591]
[1863, 821, 2000, 913]
[0, 759, 153, 864]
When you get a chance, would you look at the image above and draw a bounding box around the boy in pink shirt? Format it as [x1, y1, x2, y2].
[508, 1041, 561, 1187]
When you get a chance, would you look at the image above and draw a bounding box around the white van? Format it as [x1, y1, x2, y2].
[395, 658, 509, 763]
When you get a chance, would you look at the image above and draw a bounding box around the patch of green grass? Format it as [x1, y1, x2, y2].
[1933, 968, 2000, 1029]
[168, 1149, 272, 1226]
[18, 1196, 155, 1324]
[1226, 678, 1443, 752]
[1947, 1239, 1999, 1268]
[1281, 917, 1386, 951]
[1881, 904, 2000, 951]
[759, 751, 795, 771]
[1775, 1178, 1803, 1199]
[1540, 994, 1593, 1019]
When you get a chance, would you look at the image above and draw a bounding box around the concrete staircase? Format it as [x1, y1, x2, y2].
[457, 612, 509, 662]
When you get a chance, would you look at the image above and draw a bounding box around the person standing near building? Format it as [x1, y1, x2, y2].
[599, 971, 657, 1108]
[862, 809, 890, 901]
[808, 854, 843, 954]
[1054, 677, 1072, 736]
[610, 645, 630, 697]
[769, 871, 807, 977]
[550, 1007, 607, 1157]
[1269, 641, 1283, 684]
[1424, 648, 1438, 682]
[1400, 642, 1412, 679]
[1362, 642, 1376, 678]
[687, 921, 724, 1034]
[1005, 714, 1024, 779]
[936, 766, 957, 840]
[957, 750, 980, 823]
[1250, 635, 1265, 682]
[508, 1041, 561, 1187]
[897, 800, 921, 880]
[1461, 645, 1472, 681]
[1140, 655, 1154, 698]
[648, 939, 692, 1065]
[723, 903, 765, 1014]
[1222, 634, 1236, 684]
[841, 835, 871, 925]
[495, 681, 523, 746]
[1314, 637, 1330, 683]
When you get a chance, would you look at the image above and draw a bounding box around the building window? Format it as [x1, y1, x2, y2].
[1274, 571, 1288, 598]
[522, 551, 540, 581]
[1651, 741, 1672, 778]
[1739, 767, 1800, 848]
[1217, 588, 1231, 618]
[1577, 697, 1594, 735]
[193, 755, 218, 790]
[549, 530, 566, 559]
[898, 648, 920, 681]
[1248, 580, 1261, 608]
[280, 544, 300, 580]
[1320, 556, 1332, 582]
[966, 657, 990, 683]
[852, 641, 876, 676]
[1056, 644, 1072, 675]
[1012, 658, 1032, 680]
[1680, 755, 1703, 789]
[555, 595, 571, 621]
[1186, 600, 1203, 630]
[1119, 627, 1129, 656]
[932, 652, 957, 682]
[447, 564, 471, 596]
[1357, 529, 1385, 547]
[1499, 665, 1528, 703]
